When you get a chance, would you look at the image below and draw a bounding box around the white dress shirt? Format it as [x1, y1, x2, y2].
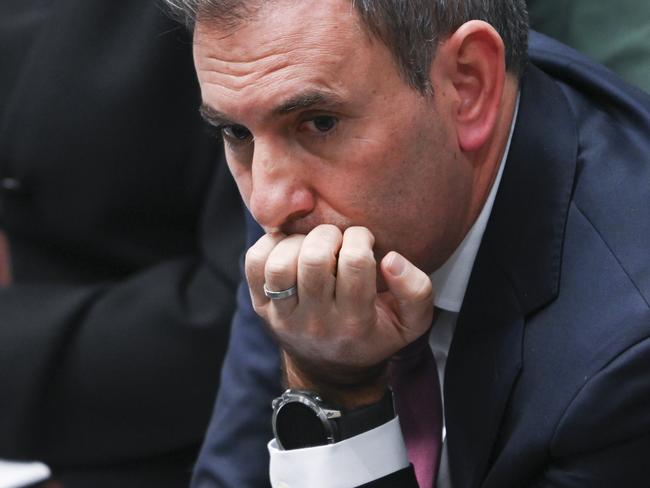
[269, 98, 520, 488]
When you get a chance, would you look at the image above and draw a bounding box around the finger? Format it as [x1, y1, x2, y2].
[245, 232, 286, 310]
[379, 251, 434, 342]
[335, 226, 377, 319]
[264, 234, 305, 315]
[297, 224, 342, 307]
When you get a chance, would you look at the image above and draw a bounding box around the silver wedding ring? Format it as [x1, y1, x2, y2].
[263, 283, 298, 300]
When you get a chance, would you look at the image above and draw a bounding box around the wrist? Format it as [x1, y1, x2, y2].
[282, 352, 388, 409]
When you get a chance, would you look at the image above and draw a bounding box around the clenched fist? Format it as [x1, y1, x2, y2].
[245, 224, 434, 408]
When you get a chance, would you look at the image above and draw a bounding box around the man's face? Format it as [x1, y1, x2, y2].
[194, 0, 476, 274]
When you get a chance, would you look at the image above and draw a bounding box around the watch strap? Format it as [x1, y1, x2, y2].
[336, 389, 395, 441]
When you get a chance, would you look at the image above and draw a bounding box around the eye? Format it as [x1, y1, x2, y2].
[303, 115, 338, 134]
[222, 124, 253, 142]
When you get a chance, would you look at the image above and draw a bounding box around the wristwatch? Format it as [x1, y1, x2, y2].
[271, 389, 395, 450]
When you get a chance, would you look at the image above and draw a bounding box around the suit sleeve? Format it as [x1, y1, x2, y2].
[0, 160, 245, 467]
[533, 335, 650, 487]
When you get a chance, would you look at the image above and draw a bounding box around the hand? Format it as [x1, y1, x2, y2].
[246, 224, 433, 408]
[0, 230, 12, 287]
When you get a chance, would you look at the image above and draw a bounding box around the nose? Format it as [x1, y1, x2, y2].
[248, 140, 315, 230]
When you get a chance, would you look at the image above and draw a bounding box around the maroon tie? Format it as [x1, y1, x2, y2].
[388, 329, 443, 488]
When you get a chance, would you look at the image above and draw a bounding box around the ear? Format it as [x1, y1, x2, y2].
[431, 21, 506, 153]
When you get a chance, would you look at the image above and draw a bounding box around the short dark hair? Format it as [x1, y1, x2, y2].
[164, 0, 529, 93]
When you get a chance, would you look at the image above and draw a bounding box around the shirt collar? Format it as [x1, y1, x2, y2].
[431, 95, 520, 313]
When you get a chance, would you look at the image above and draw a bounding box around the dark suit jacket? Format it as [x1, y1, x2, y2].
[192, 32, 650, 487]
[0, 2, 244, 487]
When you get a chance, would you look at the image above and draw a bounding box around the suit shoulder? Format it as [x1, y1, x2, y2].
[531, 41, 650, 306]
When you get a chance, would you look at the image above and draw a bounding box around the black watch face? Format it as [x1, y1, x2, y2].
[276, 401, 330, 449]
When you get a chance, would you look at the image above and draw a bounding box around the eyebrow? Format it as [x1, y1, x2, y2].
[273, 90, 345, 115]
[199, 104, 231, 127]
[199, 89, 345, 127]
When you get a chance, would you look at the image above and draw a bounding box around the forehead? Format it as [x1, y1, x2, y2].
[195, 0, 363, 57]
[193, 0, 388, 116]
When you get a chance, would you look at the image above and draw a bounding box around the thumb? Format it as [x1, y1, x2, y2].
[380, 251, 434, 342]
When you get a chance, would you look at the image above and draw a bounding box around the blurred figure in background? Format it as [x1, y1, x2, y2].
[528, 0, 650, 93]
[0, 1, 244, 487]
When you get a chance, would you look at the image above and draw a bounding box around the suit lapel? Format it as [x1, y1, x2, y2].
[444, 253, 524, 488]
[444, 64, 578, 488]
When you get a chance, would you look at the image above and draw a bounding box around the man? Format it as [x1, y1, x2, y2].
[168, 0, 649, 486]
[0, 2, 244, 487]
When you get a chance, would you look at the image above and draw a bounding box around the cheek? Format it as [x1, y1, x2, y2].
[347, 126, 450, 261]
[317, 124, 430, 220]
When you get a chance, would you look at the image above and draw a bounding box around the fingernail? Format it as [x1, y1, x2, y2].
[387, 252, 406, 277]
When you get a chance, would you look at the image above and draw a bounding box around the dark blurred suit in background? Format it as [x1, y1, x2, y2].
[0, 2, 244, 487]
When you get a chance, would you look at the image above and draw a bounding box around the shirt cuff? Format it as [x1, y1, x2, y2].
[269, 417, 409, 488]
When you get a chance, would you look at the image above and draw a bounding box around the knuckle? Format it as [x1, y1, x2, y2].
[265, 258, 294, 282]
[338, 248, 375, 271]
[245, 245, 267, 268]
[344, 226, 375, 245]
[314, 223, 342, 240]
[299, 246, 334, 270]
